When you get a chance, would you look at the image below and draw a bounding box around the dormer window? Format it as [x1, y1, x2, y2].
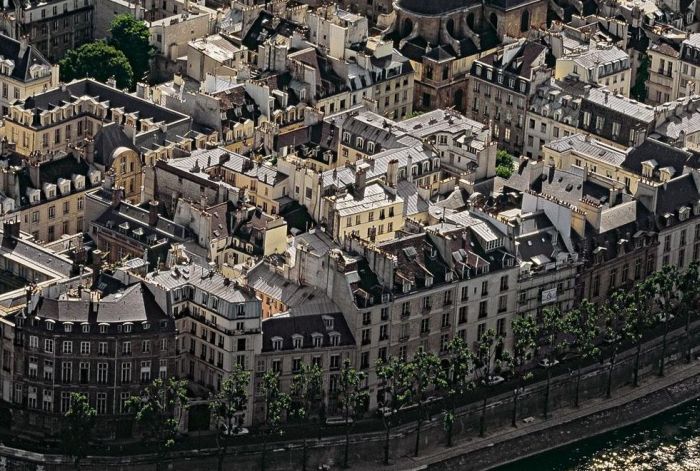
[82, 324, 90, 333]
[403, 280, 411, 293]
[312, 333, 323, 348]
[142, 322, 150, 330]
[272, 336, 283, 351]
[323, 315, 334, 330]
[292, 334, 303, 349]
[123, 323, 132, 333]
[367, 141, 375, 153]
[425, 276, 433, 287]
[46, 320, 54, 331]
[356, 137, 364, 149]
[329, 332, 340, 346]
[680, 206, 690, 221]
[343, 132, 350, 143]
[64, 323, 72, 333]
[641, 160, 657, 179]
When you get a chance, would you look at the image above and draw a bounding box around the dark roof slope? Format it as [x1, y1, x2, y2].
[0, 34, 52, 82]
[261, 312, 355, 352]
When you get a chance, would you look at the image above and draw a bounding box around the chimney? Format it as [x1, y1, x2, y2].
[387, 158, 399, 187]
[111, 186, 124, 208]
[149, 200, 160, 226]
[86, 138, 95, 165]
[91, 249, 103, 288]
[3, 219, 20, 243]
[355, 163, 369, 200]
[29, 162, 40, 188]
[18, 35, 28, 58]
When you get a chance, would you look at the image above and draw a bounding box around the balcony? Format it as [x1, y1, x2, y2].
[443, 299, 453, 307]
[379, 334, 389, 342]
[400, 311, 411, 320]
[420, 330, 430, 337]
[422, 304, 432, 313]
[399, 335, 409, 342]
[362, 338, 371, 346]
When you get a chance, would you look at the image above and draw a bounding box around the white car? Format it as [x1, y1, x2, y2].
[486, 375, 505, 386]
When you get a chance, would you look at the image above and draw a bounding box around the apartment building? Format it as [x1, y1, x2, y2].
[555, 46, 631, 97]
[0, 0, 94, 61]
[467, 40, 551, 155]
[253, 312, 356, 421]
[647, 33, 700, 105]
[3, 78, 191, 163]
[118, 253, 263, 426]
[0, 34, 58, 117]
[10, 281, 177, 439]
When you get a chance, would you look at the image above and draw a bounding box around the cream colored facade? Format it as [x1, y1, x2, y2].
[110, 147, 143, 203]
[0, 63, 58, 117]
[216, 162, 289, 215]
[327, 183, 404, 243]
[19, 190, 89, 243]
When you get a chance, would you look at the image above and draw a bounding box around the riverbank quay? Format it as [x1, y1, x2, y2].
[1, 323, 700, 470]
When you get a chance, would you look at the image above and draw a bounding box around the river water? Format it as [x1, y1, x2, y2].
[495, 397, 700, 470]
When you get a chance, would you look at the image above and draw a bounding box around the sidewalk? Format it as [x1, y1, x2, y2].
[351, 360, 700, 471]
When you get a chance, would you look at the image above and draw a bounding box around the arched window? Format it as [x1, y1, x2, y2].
[520, 10, 530, 33]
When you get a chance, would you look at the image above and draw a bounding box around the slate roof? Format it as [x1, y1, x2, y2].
[21, 79, 188, 127]
[261, 312, 355, 352]
[396, 0, 478, 14]
[92, 123, 137, 169]
[622, 139, 700, 176]
[0, 34, 52, 82]
[30, 282, 169, 324]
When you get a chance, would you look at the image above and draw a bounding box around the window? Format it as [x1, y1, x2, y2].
[43, 360, 53, 380]
[122, 341, 132, 355]
[97, 363, 108, 384]
[592, 274, 600, 297]
[481, 281, 488, 296]
[44, 339, 54, 353]
[420, 318, 430, 334]
[79, 362, 89, 383]
[62, 340, 73, 354]
[330, 354, 340, 370]
[500, 276, 508, 291]
[478, 301, 487, 318]
[142, 340, 151, 353]
[458, 306, 468, 324]
[498, 295, 507, 312]
[80, 341, 90, 355]
[441, 312, 450, 328]
[497, 318, 506, 336]
[140, 361, 151, 382]
[461, 286, 469, 301]
[96, 393, 107, 414]
[98, 342, 108, 355]
[61, 362, 72, 382]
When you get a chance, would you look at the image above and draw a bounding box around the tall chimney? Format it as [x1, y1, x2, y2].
[149, 200, 160, 226]
[355, 163, 369, 200]
[86, 138, 95, 165]
[3, 219, 20, 243]
[91, 249, 103, 288]
[111, 186, 124, 208]
[387, 158, 399, 187]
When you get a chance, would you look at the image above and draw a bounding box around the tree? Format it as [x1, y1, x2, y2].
[260, 370, 291, 471]
[436, 337, 474, 447]
[510, 315, 536, 425]
[109, 14, 153, 83]
[600, 291, 630, 398]
[631, 53, 650, 102]
[563, 300, 600, 407]
[375, 356, 412, 465]
[536, 307, 567, 420]
[209, 365, 251, 471]
[60, 41, 134, 89]
[678, 261, 700, 363]
[337, 359, 368, 468]
[127, 378, 189, 471]
[473, 328, 505, 437]
[62, 393, 96, 471]
[290, 362, 324, 471]
[625, 283, 655, 387]
[644, 265, 680, 376]
[496, 150, 515, 178]
[408, 349, 440, 457]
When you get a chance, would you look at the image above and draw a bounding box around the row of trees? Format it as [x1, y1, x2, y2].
[60, 15, 152, 89]
[61, 263, 700, 469]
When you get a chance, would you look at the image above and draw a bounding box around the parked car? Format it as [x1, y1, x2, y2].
[538, 358, 560, 368]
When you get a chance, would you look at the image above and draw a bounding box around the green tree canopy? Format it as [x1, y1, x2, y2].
[60, 41, 133, 89]
[109, 14, 153, 82]
[496, 149, 515, 178]
[62, 392, 96, 471]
